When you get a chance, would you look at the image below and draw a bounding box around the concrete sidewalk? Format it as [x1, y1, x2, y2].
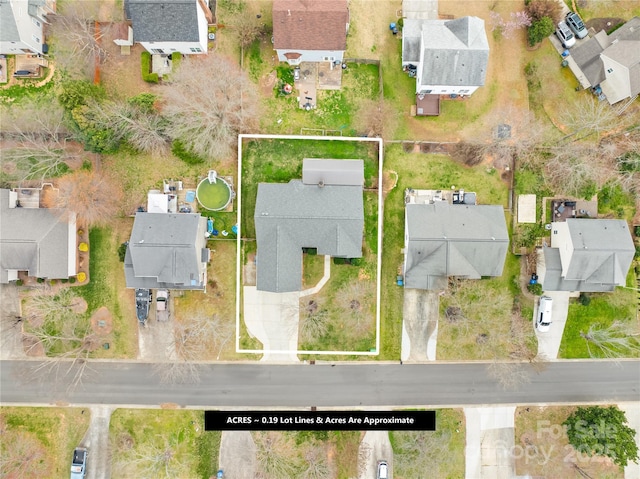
[620, 403, 640, 479]
[465, 407, 516, 479]
[300, 255, 331, 297]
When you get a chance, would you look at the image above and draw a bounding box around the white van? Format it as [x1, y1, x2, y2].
[536, 296, 553, 333]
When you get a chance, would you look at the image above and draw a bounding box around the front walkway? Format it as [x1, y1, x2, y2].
[465, 407, 516, 479]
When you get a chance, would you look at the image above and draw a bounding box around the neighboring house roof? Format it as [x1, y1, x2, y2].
[542, 219, 634, 292]
[124, 212, 209, 290]
[254, 176, 364, 293]
[570, 16, 640, 98]
[125, 0, 201, 43]
[0, 1, 21, 43]
[404, 203, 509, 290]
[302, 159, 364, 186]
[273, 0, 349, 52]
[403, 16, 489, 87]
[0, 189, 76, 283]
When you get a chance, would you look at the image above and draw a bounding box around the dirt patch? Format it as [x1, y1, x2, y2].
[70, 297, 88, 314]
[585, 17, 625, 33]
[23, 335, 45, 357]
[382, 170, 398, 197]
[259, 71, 277, 97]
[90, 307, 113, 336]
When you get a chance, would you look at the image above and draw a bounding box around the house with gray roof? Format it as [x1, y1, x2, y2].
[254, 159, 364, 293]
[402, 16, 489, 98]
[568, 16, 640, 107]
[542, 219, 634, 292]
[124, 212, 210, 290]
[123, 0, 212, 55]
[273, 0, 349, 65]
[0, 0, 55, 55]
[0, 188, 76, 283]
[403, 202, 509, 290]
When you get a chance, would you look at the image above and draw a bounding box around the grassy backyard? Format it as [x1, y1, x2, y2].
[0, 407, 90, 479]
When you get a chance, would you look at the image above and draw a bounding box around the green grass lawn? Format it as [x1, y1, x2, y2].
[302, 252, 325, 288]
[390, 409, 465, 479]
[75, 227, 137, 358]
[109, 409, 216, 479]
[559, 272, 639, 359]
[0, 407, 90, 479]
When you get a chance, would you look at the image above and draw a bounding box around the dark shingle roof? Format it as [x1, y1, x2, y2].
[126, 0, 200, 42]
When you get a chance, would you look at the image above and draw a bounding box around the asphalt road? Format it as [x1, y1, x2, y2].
[1, 359, 638, 408]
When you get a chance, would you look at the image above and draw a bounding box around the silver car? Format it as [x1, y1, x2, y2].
[566, 12, 588, 39]
[556, 21, 576, 48]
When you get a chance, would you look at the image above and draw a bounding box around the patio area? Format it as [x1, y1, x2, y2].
[547, 198, 598, 222]
[317, 61, 343, 90]
[151, 54, 172, 78]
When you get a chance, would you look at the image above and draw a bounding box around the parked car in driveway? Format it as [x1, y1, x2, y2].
[536, 296, 553, 333]
[70, 447, 88, 479]
[566, 12, 588, 39]
[135, 288, 151, 325]
[377, 460, 389, 479]
[556, 21, 576, 48]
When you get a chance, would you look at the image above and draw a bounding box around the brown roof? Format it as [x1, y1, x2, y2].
[273, 0, 348, 51]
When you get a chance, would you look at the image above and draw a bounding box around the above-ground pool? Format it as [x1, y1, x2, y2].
[196, 177, 233, 211]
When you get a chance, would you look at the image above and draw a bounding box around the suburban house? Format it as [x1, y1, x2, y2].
[0, 0, 55, 55]
[272, 0, 349, 65]
[403, 190, 508, 290]
[124, 212, 210, 290]
[122, 0, 213, 55]
[402, 16, 489, 115]
[0, 188, 76, 283]
[542, 219, 634, 292]
[254, 159, 364, 293]
[568, 16, 640, 108]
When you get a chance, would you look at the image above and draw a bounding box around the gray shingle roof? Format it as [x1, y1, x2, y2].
[570, 30, 609, 86]
[302, 159, 363, 186]
[124, 212, 209, 290]
[542, 219, 634, 292]
[404, 203, 508, 290]
[255, 179, 364, 293]
[401, 18, 423, 64]
[0, 1, 20, 43]
[126, 0, 200, 42]
[0, 189, 75, 283]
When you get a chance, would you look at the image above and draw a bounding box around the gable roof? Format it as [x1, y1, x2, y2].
[543, 219, 634, 292]
[0, 189, 75, 283]
[255, 178, 363, 293]
[273, 0, 348, 51]
[0, 1, 21, 43]
[126, 0, 201, 42]
[124, 212, 209, 289]
[302, 159, 364, 186]
[404, 202, 508, 290]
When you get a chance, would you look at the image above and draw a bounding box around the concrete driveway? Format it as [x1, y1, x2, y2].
[243, 286, 300, 362]
[465, 407, 516, 479]
[535, 291, 571, 360]
[620, 402, 640, 479]
[83, 406, 113, 479]
[0, 284, 25, 359]
[401, 289, 439, 361]
[358, 430, 393, 479]
[219, 431, 257, 479]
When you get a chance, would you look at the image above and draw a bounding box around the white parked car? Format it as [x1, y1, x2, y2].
[536, 296, 553, 333]
[556, 21, 576, 48]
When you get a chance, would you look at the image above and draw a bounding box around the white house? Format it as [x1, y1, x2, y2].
[272, 0, 349, 65]
[124, 0, 212, 55]
[403, 16, 489, 96]
[0, 0, 55, 55]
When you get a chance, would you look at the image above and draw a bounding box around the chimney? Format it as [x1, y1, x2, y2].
[288, 9, 291, 16]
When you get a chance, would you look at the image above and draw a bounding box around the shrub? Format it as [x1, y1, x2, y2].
[128, 92, 157, 112]
[349, 257, 364, 266]
[141, 52, 159, 83]
[77, 272, 87, 282]
[15, 280, 23, 286]
[58, 80, 105, 111]
[69, 277, 76, 284]
[579, 293, 591, 306]
[61, 279, 69, 284]
[526, 0, 561, 23]
[171, 52, 182, 69]
[171, 140, 205, 164]
[50, 279, 57, 285]
[527, 283, 543, 295]
[79, 242, 89, 252]
[333, 257, 347, 265]
[117, 242, 128, 262]
[36, 278, 45, 283]
[527, 17, 554, 46]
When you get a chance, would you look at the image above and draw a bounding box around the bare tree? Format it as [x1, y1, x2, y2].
[559, 97, 622, 143]
[299, 299, 329, 343]
[43, 170, 122, 226]
[580, 321, 640, 359]
[393, 430, 451, 478]
[120, 434, 188, 479]
[254, 431, 301, 478]
[300, 445, 333, 479]
[543, 145, 614, 197]
[1, 102, 77, 182]
[86, 99, 170, 155]
[162, 54, 259, 160]
[49, 2, 115, 78]
[0, 430, 48, 478]
[335, 280, 375, 335]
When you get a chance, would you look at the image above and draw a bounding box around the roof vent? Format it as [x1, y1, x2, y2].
[287, 9, 291, 16]
[318, 180, 325, 188]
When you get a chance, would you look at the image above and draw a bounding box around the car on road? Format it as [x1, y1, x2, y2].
[566, 12, 588, 39]
[536, 296, 553, 333]
[70, 447, 88, 479]
[377, 460, 389, 479]
[556, 21, 576, 48]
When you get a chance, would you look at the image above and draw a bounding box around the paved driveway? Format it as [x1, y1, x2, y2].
[0, 284, 25, 360]
[358, 430, 393, 479]
[219, 431, 257, 479]
[465, 407, 516, 479]
[401, 289, 439, 361]
[535, 291, 570, 360]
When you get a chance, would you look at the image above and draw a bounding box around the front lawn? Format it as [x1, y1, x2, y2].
[0, 407, 90, 479]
